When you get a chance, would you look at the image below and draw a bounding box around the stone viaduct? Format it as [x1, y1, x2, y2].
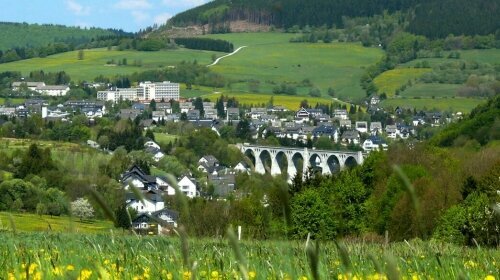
[237, 144, 365, 180]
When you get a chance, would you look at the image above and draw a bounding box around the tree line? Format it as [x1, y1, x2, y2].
[174, 38, 234, 53]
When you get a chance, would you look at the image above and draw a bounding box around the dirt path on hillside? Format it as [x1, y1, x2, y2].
[207, 46, 247, 67]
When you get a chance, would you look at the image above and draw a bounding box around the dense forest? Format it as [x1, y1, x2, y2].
[174, 38, 234, 52]
[0, 22, 130, 50]
[165, 0, 500, 38]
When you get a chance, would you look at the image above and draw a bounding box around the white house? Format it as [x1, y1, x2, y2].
[334, 109, 348, 120]
[36, 85, 70, 96]
[234, 161, 251, 173]
[144, 141, 161, 150]
[12, 81, 46, 91]
[386, 125, 397, 139]
[355, 121, 368, 134]
[370, 122, 383, 135]
[177, 176, 198, 198]
[126, 192, 165, 213]
[362, 136, 388, 152]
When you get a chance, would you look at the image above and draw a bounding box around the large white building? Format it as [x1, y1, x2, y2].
[11, 82, 70, 96]
[97, 81, 180, 103]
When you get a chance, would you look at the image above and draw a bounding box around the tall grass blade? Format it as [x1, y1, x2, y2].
[227, 226, 249, 280]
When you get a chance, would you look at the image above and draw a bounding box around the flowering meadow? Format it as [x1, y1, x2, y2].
[0, 232, 498, 280]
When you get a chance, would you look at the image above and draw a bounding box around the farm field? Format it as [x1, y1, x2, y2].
[0, 48, 221, 83]
[206, 33, 384, 101]
[0, 233, 497, 279]
[381, 97, 485, 112]
[401, 83, 461, 98]
[373, 68, 431, 96]
[0, 212, 113, 233]
[0, 97, 25, 105]
[202, 92, 344, 111]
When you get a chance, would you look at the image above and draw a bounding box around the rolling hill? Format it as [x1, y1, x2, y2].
[0, 22, 127, 51]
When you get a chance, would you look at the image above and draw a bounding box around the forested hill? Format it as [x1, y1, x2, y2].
[165, 0, 500, 38]
[0, 22, 130, 50]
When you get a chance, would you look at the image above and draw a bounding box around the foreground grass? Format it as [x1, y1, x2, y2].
[0, 232, 497, 279]
[0, 212, 113, 233]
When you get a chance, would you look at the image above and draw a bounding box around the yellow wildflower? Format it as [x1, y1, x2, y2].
[66, 265, 75, 271]
[485, 276, 495, 280]
[464, 260, 478, 269]
[52, 267, 64, 276]
[248, 271, 256, 279]
[183, 271, 192, 280]
[77, 269, 93, 280]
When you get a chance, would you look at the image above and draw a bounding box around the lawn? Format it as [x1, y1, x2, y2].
[0, 48, 222, 83]
[202, 92, 344, 111]
[381, 97, 485, 112]
[0, 97, 25, 105]
[374, 68, 431, 96]
[153, 133, 178, 145]
[0, 233, 497, 279]
[401, 83, 461, 98]
[205, 33, 384, 101]
[0, 212, 113, 233]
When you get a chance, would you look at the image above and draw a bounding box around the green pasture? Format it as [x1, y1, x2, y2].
[153, 133, 178, 145]
[381, 97, 485, 112]
[205, 33, 384, 101]
[0, 98, 25, 105]
[0, 48, 221, 82]
[374, 68, 431, 96]
[202, 92, 343, 110]
[0, 212, 113, 233]
[401, 83, 461, 98]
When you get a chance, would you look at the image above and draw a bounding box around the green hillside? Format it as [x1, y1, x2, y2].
[165, 0, 499, 38]
[0, 22, 120, 50]
[206, 33, 384, 101]
[0, 48, 222, 82]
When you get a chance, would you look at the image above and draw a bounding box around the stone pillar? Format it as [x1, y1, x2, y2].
[302, 148, 310, 176]
[254, 151, 266, 174]
[339, 154, 346, 171]
[357, 151, 364, 165]
[270, 152, 282, 176]
[287, 157, 297, 183]
[321, 155, 331, 175]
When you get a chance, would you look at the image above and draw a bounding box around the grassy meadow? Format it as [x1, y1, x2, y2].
[0, 48, 221, 82]
[381, 97, 485, 112]
[0, 232, 498, 280]
[206, 33, 384, 101]
[0, 212, 113, 233]
[0, 98, 25, 105]
[401, 83, 461, 98]
[373, 68, 431, 96]
[202, 92, 344, 111]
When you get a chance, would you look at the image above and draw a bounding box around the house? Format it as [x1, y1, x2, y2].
[203, 102, 215, 111]
[187, 109, 200, 120]
[226, 108, 240, 121]
[250, 108, 267, 119]
[312, 125, 338, 142]
[132, 103, 147, 111]
[412, 116, 425, 126]
[386, 125, 397, 139]
[339, 120, 352, 129]
[355, 121, 368, 134]
[119, 109, 141, 120]
[234, 161, 251, 173]
[33, 85, 69, 96]
[145, 146, 165, 162]
[152, 111, 166, 122]
[132, 208, 179, 235]
[268, 106, 288, 113]
[362, 135, 388, 152]
[156, 102, 172, 114]
[370, 95, 380, 105]
[341, 130, 360, 145]
[121, 165, 159, 191]
[0, 107, 16, 117]
[177, 176, 198, 198]
[334, 109, 348, 120]
[12, 81, 46, 91]
[204, 108, 218, 120]
[295, 108, 310, 119]
[139, 119, 155, 129]
[180, 102, 195, 113]
[144, 141, 161, 150]
[209, 172, 236, 197]
[199, 155, 219, 167]
[370, 122, 383, 135]
[126, 190, 165, 214]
